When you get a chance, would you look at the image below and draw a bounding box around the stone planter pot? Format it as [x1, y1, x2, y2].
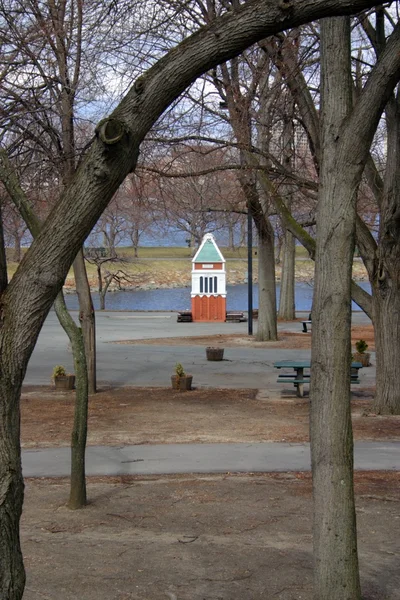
[171, 375, 193, 391]
[353, 352, 371, 367]
[206, 347, 224, 361]
[54, 375, 75, 390]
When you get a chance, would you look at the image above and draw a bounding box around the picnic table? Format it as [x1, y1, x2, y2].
[274, 360, 363, 397]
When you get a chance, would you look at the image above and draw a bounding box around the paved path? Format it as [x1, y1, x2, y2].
[22, 442, 400, 478]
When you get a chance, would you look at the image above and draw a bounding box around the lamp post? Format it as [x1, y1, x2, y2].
[247, 207, 253, 336]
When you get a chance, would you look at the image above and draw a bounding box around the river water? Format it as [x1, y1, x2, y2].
[63, 281, 370, 312]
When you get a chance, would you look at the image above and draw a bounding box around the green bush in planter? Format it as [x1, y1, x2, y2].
[355, 339, 368, 354]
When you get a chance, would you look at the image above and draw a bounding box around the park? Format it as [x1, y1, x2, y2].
[18, 308, 399, 598]
[1, 1, 400, 599]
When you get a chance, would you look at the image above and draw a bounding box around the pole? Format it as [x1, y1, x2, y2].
[247, 208, 253, 336]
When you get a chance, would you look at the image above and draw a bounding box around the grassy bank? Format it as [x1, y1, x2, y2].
[7, 246, 367, 290]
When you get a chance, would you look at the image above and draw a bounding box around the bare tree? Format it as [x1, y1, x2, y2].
[268, 13, 400, 414]
[0, 0, 99, 396]
[1, 195, 29, 263]
[92, 194, 128, 257]
[154, 145, 236, 251]
[311, 18, 361, 598]
[0, 149, 89, 511]
[118, 173, 157, 257]
[84, 248, 148, 309]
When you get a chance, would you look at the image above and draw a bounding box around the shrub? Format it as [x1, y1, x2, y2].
[175, 363, 185, 378]
[52, 365, 67, 379]
[355, 339, 368, 354]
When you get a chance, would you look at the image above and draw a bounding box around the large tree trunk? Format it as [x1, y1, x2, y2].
[0, 379, 25, 599]
[73, 250, 96, 394]
[310, 17, 361, 599]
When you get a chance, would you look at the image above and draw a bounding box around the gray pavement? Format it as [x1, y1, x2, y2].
[22, 442, 400, 478]
[25, 310, 375, 390]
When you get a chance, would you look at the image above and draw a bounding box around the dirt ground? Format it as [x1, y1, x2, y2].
[22, 473, 400, 600]
[21, 323, 387, 448]
[20, 385, 400, 448]
[20, 324, 400, 599]
[115, 324, 376, 351]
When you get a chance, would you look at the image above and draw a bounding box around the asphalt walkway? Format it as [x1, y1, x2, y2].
[22, 442, 400, 478]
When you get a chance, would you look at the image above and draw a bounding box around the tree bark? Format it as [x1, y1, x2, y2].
[256, 217, 277, 340]
[278, 228, 296, 319]
[0, 202, 8, 295]
[100, 277, 113, 310]
[99, 292, 106, 310]
[132, 228, 140, 258]
[372, 287, 400, 413]
[371, 92, 400, 414]
[73, 250, 96, 394]
[310, 18, 360, 599]
[54, 292, 88, 508]
[228, 220, 235, 250]
[278, 108, 296, 320]
[13, 235, 21, 263]
[0, 377, 25, 599]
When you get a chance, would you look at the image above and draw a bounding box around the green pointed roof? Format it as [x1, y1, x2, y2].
[193, 234, 224, 263]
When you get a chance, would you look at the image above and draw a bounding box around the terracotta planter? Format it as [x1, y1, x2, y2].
[206, 347, 224, 361]
[54, 375, 75, 390]
[354, 352, 371, 367]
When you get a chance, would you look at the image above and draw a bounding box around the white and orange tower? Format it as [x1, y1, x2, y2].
[191, 233, 226, 322]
